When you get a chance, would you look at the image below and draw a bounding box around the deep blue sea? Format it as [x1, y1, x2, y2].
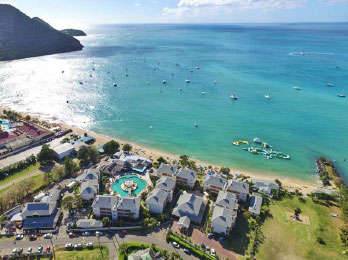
[1, 23, 348, 183]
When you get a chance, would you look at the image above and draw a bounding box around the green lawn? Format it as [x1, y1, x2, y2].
[0, 162, 40, 187]
[0, 171, 45, 195]
[255, 197, 345, 260]
[55, 247, 109, 260]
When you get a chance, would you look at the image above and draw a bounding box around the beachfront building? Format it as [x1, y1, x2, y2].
[211, 206, 236, 234]
[248, 194, 263, 216]
[204, 175, 227, 194]
[80, 180, 99, 201]
[155, 176, 176, 203]
[175, 168, 197, 188]
[157, 163, 178, 178]
[252, 179, 279, 195]
[112, 197, 140, 220]
[76, 168, 99, 182]
[215, 190, 239, 211]
[172, 192, 207, 223]
[53, 143, 75, 160]
[224, 180, 249, 202]
[92, 195, 118, 218]
[21, 202, 60, 231]
[146, 188, 168, 214]
[119, 153, 152, 174]
[103, 159, 131, 176]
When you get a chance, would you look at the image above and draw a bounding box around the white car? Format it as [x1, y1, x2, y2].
[44, 233, 53, 239]
[27, 247, 32, 254]
[95, 231, 102, 237]
[86, 242, 93, 248]
[172, 242, 180, 248]
[211, 248, 216, 255]
[16, 234, 24, 240]
[11, 248, 17, 255]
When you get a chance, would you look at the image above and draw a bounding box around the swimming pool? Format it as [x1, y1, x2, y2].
[0, 120, 10, 131]
[110, 174, 148, 197]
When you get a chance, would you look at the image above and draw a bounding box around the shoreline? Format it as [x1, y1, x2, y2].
[0, 105, 326, 194]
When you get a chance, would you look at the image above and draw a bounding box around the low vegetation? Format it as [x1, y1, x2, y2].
[118, 242, 169, 260]
[55, 246, 109, 260]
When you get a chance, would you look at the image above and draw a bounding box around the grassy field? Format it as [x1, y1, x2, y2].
[255, 197, 345, 260]
[0, 162, 40, 187]
[55, 247, 109, 260]
[0, 171, 45, 195]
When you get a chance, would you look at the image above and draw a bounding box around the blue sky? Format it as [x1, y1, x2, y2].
[2, 0, 348, 28]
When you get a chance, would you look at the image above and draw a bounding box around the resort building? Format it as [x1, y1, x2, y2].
[128, 248, 157, 260]
[119, 153, 152, 174]
[112, 197, 140, 220]
[204, 175, 227, 193]
[249, 194, 263, 216]
[76, 168, 100, 182]
[224, 180, 249, 202]
[157, 163, 178, 178]
[155, 176, 176, 203]
[211, 206, 236, 234]
[80, 180, 99, 201]
[215, 190, 239, 211]
[177, 216, 191, 233]
[146, 188, 168, 214]
[252, 179, 279, 195]
[76, 219, 103, 229]
[53, 143, 75, 160]
[35, 187, 61, 204]
[172, 192, 207, 223]
[175, 168, 197, 188]
[21, 202, 60, 231]
[92, 195, 118, 218]
[102, 159, 131, 176]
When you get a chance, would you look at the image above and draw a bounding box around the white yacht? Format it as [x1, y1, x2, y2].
[293, 86, 301, 90]
[337, 94, 346, 98]
[196, 65, 200, 70]
[185, 78, 190, 83]
[162, 80, 167, 84]
[214, 81, 217, 84]
[113, 83, 117, 87]
[230, 94, 238, 99]
[194, 122, 198, 128]
[327, 83, 334, 87]
[264, 94, 271, 99]
[202, 90, 205, 95]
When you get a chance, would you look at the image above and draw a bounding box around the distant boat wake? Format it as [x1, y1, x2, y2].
[289, 52, 334, 56]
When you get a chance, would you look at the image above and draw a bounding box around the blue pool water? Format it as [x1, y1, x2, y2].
[1, 120, 10, 131]
[110, 175, 148, 197]
[1, 23, 348, 182]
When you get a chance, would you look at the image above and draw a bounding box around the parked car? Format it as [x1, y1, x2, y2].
[82, 231, 90, 236]
[211, 248, 216, 255]
[183, 248, 191, 255]
[74, 243, 83, 250]
[16, 234, 24, 240]
[11, 249, 17, 255]
[206, 246, 210, 252]
[86, 242, 93, 249]
[95, 231, 102, 237]
[200, 242, 206, 249]
[44, 233, 53, 239]
[29, 234, 37, 241]
[37, 245, 43, 253]
[207, 233, 214, 239]
[17, 248, 23, 255]
[65, 243, 73, 249]
[69, 232, 76, 238]
[172, 242, 180, 249]
[27, 247, 32, 254]
[46, 246, 51, 254]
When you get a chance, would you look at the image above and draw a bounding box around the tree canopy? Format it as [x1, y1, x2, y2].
[37, 144, 55, 165]
[103, 140, 120, 155]
[77, 145, 98, 166]
[122, 143, 132, 153]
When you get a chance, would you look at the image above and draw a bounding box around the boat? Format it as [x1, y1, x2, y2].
[125, 67, 129, 77]
[179, 88, 183, 91]
[162, 80, 167, 84]
[337, 94, 346, 98]
[253, 137, 261, 143]
[185, 78, 190, 83]
[300, 52, 305, 56]
[196, 65, 200, 70]
[194, 123, 198, 128]
[293, 86, 301, 90]
[171, 73, 174, 76]
[230, 94, 238, 99]
[134, 60, 137, 63]
[190, 68, 194, 72]
[113, 83, 117, 87]
[327, 83, 334, 87]
[264, 94, 271, 99]
[202, 90, 205, 95]
[62, 70, 64, 73]
[157, 61, 160, 65]
[79, 82, 83, 85]
[149, 126, 153, 130]
[146, 82, 150, 85]
[153, 66, 156, 71]
[232, 140, 249, 146]
[176, 63, 180, 66]
[214, 81, 217, 84]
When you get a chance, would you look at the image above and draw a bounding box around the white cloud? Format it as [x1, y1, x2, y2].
[135, 2, 141, 6]
[323, 0, 347, 5]
[163, 0, 307, 16]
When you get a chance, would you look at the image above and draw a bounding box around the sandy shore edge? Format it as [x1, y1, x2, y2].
[0, 105, 323, 194]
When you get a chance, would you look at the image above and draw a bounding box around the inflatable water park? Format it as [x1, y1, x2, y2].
[233, 137, 291, 160]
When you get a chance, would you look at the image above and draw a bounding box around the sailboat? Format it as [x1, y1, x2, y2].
[113, 83, 118, 87]
[185, 78, 190, 83]
[125, 66, 129, 76]
[337, 94, 346, 98]
[264, 89, 271, 99]
[326, 83, 334, 87]
[194, 122, 198, 128]
[202, 90, 206, 95]
[162, 80, 167, 84]
[196, 65, 200, 70]
[293, 86, 301, 90]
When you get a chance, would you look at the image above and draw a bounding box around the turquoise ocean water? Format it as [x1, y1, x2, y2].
[1, 23, 348, 182]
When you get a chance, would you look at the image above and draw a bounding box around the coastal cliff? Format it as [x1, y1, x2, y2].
[0, 4, 83, 61]
[60, 29, 87, 37]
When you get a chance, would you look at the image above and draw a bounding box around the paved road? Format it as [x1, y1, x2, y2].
[0, 137, 63, 168]
[0, 229, 198, 260]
